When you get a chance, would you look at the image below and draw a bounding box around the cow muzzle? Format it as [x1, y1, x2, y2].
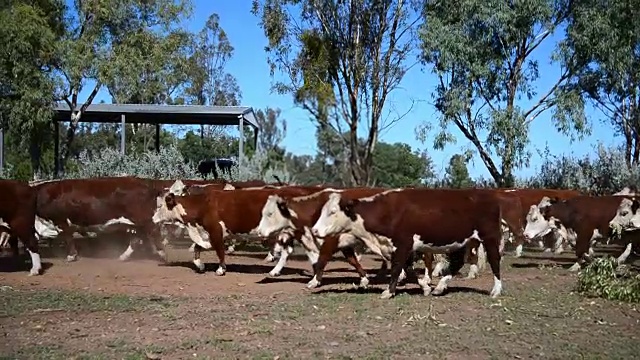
[311, 227, 320, 237]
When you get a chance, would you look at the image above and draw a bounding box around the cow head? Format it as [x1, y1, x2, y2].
[523, 204, 557, 240]
[311, 193, 357, 238]
[608, 198, 640, 237]
[152, 193, 187, 224]
[252, 195, 297, 237]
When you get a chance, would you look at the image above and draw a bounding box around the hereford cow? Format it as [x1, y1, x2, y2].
[607, 197, 640, 261]
[151, 186, 329, 275]
[252, 187, 486, 289]
[496, 189, 583, 257]
[523, 195, 636, 271]
[311, 189, 504, 299]
[0, 180, 41, 275]
[251, 187, 401, 287]
[32, 177, 166, 262]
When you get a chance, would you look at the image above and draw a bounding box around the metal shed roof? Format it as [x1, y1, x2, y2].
[53, 103, 259, 129]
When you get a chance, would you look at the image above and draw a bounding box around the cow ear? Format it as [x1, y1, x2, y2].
[550, 197, 560, 204]
[165, 193, 177, 209]
[340, 200, 357, 221]
[632, 198, 640, 213]
[276, 200, 292, 218]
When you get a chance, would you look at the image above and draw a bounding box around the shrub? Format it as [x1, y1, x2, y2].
[51, 144, 294, 183]
[524, 144, 640, 194]
[576, 257, 640, 303]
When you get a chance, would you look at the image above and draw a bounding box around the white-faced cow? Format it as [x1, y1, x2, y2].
[523, 195, 636, 271]
[311, 189, 504, 300]
[151, 186, 329, 275]
[251, 187, 414, 288]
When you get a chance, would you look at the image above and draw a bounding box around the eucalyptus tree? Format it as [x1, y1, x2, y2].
[564, 0, 640, 168]
[418, 0, 588, 186]
[55, 0, 193, 171]
[252, 0, 421, 185]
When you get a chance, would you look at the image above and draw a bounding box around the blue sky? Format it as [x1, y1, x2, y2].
[78, 0, 618, 179]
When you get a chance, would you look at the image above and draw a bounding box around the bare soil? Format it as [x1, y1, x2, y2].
[1, 243, 639, 360]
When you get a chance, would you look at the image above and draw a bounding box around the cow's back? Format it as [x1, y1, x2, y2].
[33, 177, 158, 225]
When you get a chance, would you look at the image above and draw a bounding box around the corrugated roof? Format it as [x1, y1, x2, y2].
[53, 103, 259, 129]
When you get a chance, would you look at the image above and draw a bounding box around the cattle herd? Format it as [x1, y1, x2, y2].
[1, 177, 639, 300]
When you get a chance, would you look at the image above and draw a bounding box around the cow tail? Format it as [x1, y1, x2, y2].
[476, 242, 487, 272]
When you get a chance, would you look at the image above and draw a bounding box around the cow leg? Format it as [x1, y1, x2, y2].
[432, 254, 448, 277]
[466, 242, 482, 279]
[192, 245, 206, 273]
[11, 219, 42, 276]
[616, 242, 633, 265]
[380, 241, 412, 300]
[418, 252, 434, 296]
[483, 238, 503, 298]
[269, 241, 293, 277]
[308, 235, 340, 289]
[342, 247, 369, 289]
[9, 235, 20, 258]
[210, 227, 226, 276]
[62, 234, 79, 262]
[569, 234, 591, 272]
[432, 248, 466, 296]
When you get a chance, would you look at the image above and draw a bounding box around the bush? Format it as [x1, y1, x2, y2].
[524, 144, 640, 194]
[47, 144, 294, 183]
[576, 257, 640, 303]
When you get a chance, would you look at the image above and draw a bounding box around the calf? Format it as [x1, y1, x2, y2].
[311, 189, 504, 299]
[523, 195, 635, 271]
[151, 186, 326, 275]
[0, 180, 41, 275]
[33, 177, 165, 262]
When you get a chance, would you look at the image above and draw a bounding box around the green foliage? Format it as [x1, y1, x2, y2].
[444, 153, 474, 188]
[564, 0, 640, 167]
[525, 144, 640, 194]
[253, 0, 420, 185]
[55, 0, 194, 166]
[371, 142, 434, 188]
[419, 0, 588, 187]
[576, 257, 640, 304]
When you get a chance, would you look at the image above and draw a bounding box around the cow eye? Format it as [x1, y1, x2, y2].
[621, 211, 629, 216]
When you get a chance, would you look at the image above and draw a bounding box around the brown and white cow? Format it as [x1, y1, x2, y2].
[32, 177, 166, 262]
[523, 195, 635, 271]
[607, 197, 640, 262]
[311, 189, 504, 299]
[252, 187, 400, 287]
[253, 187, 488, 289]
[0, 180, 41, 275]
[151, 186, 328, 275]
[496, 189, 583, 257]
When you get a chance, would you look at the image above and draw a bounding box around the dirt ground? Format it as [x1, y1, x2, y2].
[1, 242, 639, 360]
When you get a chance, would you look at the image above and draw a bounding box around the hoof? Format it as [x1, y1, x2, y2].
[193, 260, 205, 273]
[28, 268, 41, 276]
[306, 278, 320, 289]
[66, 255, 77, 262]
[568, 262, 581, 272]
[352, 276, 369, 289]
[543, 248, 552, 253]
[431, 286, 446, 296]
[268, 270, 280, 277]
[380, 289, 394, 299]
[215, 267, 226, 276]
